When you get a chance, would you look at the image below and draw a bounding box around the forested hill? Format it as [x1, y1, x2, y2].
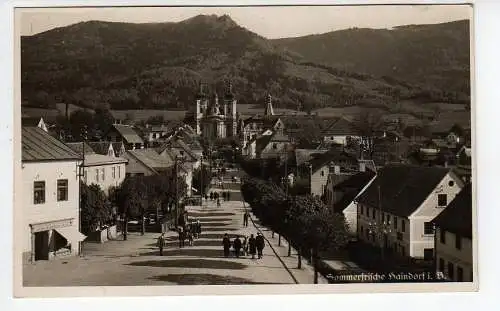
[272, 20, 470, 101]
[21, 15, 470, 112]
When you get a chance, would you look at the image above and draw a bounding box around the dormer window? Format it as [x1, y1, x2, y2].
[321, 170, 325, 177]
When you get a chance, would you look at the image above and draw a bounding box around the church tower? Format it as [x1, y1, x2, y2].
[264, 94, 275, 116]
[223, 80, 238, 137]
[195, 83, 209, 135]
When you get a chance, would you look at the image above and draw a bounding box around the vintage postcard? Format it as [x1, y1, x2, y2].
[13, 3, 476, 297]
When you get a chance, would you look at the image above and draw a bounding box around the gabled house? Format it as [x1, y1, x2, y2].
[355, 165, 464, 260]
[242, 115, 285, 148]
[122, 148, 175, 177]
[21, 126, 86, 262]
[86, 141, 116, 157]
[326, 170, 376, 235]
[254, 131, 291, 160]
[111, 142, 127, 157]
[321, 117, 360, 146]
[306, 149, 359, 197]
[104, 124, 144, 150]
[144, 124, 170, 145]
[432, 183, 473, 282]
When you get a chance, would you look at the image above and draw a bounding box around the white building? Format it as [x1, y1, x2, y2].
[22, 126, 86, 263]
[432, 183, 473, 282]
[355, 165, 464, 260]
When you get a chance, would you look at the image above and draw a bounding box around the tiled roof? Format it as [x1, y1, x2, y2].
[322, 117, 359, 136]
[127, 149, 174, 171]
[294, 149, 328, 167]
[332, 171, 376, 213]
[22, 126, 80, 162]
[86, 142, 112, 155]
[356, 164, 452, 217]
[111, 124, 144, 144]
[432, 183, 472, 239]
[309, 148, 358, 173]
[65, 142, 96, 156]
[83, 154, 128, 166]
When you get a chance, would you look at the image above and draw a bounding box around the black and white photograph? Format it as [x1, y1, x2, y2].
[13, 3, 475, 296]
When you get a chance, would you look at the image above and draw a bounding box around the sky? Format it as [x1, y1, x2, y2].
[19, 5, 472, 39]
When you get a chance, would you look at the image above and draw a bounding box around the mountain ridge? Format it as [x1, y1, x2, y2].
[21, 15, 470, 113]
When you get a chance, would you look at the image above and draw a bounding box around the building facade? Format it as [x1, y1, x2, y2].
[356, 165, 464, 260]
[196, 82, 238, 140]
[82, 154, 128, 195]
[433, 184, 473, 282]
[22, 127, 86, 263]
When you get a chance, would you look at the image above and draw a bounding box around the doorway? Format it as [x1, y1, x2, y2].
[34, 231, 49, 261]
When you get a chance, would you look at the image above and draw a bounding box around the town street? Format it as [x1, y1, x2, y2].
[23, 180, 321, 286]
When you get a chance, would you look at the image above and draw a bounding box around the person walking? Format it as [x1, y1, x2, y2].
[217, 197, 221, 208]
[157, 233, 165, 256]
[248, 234, 256, 259]
[242, 236, 248, 256]
[255, 232, 265, 259]
[222, 233, 231, 257]
[210, 192, 214, 201]
[243, 211, 249, 227]
[196, 219, 202, 238]
[233, 236, 242, 258]
[178, 227, 185, 248]
[187, 230, 194, 246]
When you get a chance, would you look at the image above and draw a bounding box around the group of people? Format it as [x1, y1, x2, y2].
[177, 220, 202, 248]
[206, 191, 231, 202]
[222, 232, 265, 259]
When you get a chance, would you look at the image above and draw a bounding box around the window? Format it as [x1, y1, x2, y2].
[101, 168, 105, 181]
[457, 266, 463, 282]
[360, 206, 364, 215]
[372, 209, 376, 219]
[118, 166, 121, 178]
[438, 194, 447, 207]
[33, 181, 45, 204]
[393, 216, 398, 229]
[272, 143, 277, 149]
[448, 262, 455, 280]
[112, 167, 116, 179]
[57, 179, 68, 201]
[448, 180, 455, 187]
[455, 234, 462, 250]
[401, 220, 406, 232]
[386, 214, 390, 224]
[439, 258, 445, 272]
[424, 222, 434, 235]
[440, 229, 446, 244]
[397, 232, 403, 241]
[320, 170, 324, 177]
[95, 169, 99, 182]
[424, 248, 434, 260]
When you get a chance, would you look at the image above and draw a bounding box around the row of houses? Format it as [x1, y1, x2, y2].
[21, 118, 204, 263]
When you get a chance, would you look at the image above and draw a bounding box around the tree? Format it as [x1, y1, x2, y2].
[68, 109, 94, 141]
[193, 166, 211, 197]
[93, 108, 115, 136]
[80, 183, 113, 234]
[114, 177, 144, 240]
[354, 110, 384, 159]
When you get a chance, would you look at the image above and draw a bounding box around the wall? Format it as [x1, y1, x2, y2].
[435, 228, 473, 282]
[310, 165, 330, 196]
[409, 173, 463, 258]
[259, 141, 288, 159]
[22, 160, 80, 254]
[83, 162, 127, 194]
[343, 201, 358, 235]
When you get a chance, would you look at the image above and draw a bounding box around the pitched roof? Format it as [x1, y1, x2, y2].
[333, 171, 376, 213]
[322, 117, 359, 136]
[83, 154, 128, 166]
[309, 148, 358, 173]
[86, 142, 113, 155]
[432, 183, 472, 239]
[111, 142, 125, 153]
[65, 142, 96, 156]
[110, 124, 144, 144]
[22, 126, 80, 162]
[356, 164, 452, 218]
[294, 149, 329, 167]
[127, 149, 174, 172]
[21, 117, 44, 127]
